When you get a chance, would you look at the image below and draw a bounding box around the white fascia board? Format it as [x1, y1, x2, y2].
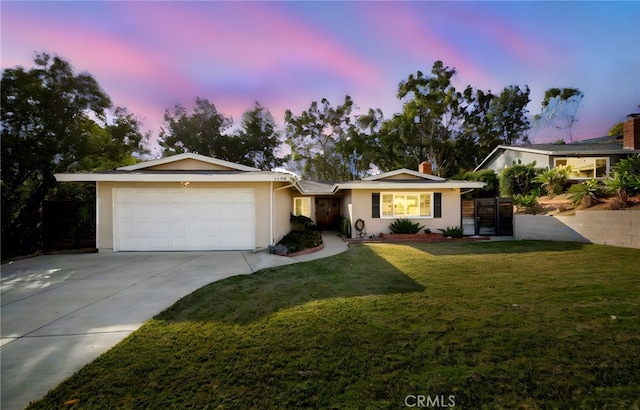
[117, 153, 259, 172]
[336, 181, 485, 190]
[54, 173, 293, 183]
[364, 168, 446, 181]
[474, 146, 504, 171]
[500, 145, 554, 155]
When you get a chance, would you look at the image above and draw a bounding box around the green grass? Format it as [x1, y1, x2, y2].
[29, 241, 640, 409]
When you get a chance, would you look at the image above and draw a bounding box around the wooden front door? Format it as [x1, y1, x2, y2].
[316, 198, 340, 230]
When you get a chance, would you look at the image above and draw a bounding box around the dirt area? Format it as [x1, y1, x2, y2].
[526, 194, 640, 216]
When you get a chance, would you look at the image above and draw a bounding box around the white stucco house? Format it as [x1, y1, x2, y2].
[55, 154, 485, 252]
[474, 113, 640, 179]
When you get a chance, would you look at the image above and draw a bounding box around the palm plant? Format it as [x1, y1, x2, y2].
[567, 179, 606, 208]
[605, 154, 640, 206]
[389, 219, 425, 234]
[532, 166, 571, 197]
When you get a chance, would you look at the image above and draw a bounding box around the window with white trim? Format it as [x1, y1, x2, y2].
[554, 157, 608, 179]
[381, 193, 433, 218]
[293, 197, 311, 218]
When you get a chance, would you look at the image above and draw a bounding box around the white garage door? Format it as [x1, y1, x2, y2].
[114, 188, 255, 251]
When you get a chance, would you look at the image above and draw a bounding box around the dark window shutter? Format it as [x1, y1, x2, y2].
[372, 193, 380, 218]
[434, 193, 442, 218]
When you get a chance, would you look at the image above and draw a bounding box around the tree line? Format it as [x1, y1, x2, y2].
[1, 52, 583, 259]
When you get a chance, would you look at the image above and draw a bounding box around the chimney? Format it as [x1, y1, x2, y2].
[419, 161, 433, 175]
[623, 113, 640, 150]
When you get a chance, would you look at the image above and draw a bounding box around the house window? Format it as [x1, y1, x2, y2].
[554, 157, 609, 179]
[293, 197, 311, 218]
[381, 193, 433, 218]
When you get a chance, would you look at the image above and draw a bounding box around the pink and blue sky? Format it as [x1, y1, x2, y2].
[2, 1, 639, 145]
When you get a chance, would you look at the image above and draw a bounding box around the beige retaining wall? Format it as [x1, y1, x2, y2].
[514, 210, 640, 249]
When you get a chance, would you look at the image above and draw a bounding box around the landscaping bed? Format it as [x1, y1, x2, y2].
[528, 193, 640, 216]
[347, 233, 489, 244]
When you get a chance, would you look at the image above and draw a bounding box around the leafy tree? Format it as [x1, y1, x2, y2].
[284, 95, 357, 180]
[2, 53, 149, 260]
[74, 107, 150, 171]
[160, 99, 285, 170]
[396, 61, 464, 177]
[1, 52, 113, 259]
[608, 121, 624, 136]
[159, 97, 234, 158]
[337, 108, 384, 179]
[485, 85, 531, 146]
[534, 87, 584, 142]
[461, 85, 531, 167]
[370, 112, 421, 172]
[232, 102, 284, 170]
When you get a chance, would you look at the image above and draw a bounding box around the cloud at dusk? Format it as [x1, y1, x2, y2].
[2, 1, 638, 144]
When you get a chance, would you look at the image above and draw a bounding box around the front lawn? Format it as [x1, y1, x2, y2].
[30, 241, 640, 409]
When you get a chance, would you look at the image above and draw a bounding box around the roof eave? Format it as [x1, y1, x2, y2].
[117, 153, 260, 172]
[336, 181, 486, 190]
[54, 172, 293, 183]
[364, 168, 446, 181]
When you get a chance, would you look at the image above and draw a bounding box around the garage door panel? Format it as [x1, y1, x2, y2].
[152, 236, 170, 249]
[135, 221, 154, 233]
[170, 205, 186, 218]
[170, 236, 187, 249]
[115, 188, 255, 251]
[232, 204, 254, 218]
[152, 206, 169, 219]
[171, 220, 186, 233]
[118, 222, 133, 234]
[119, 205, 134, 218]
[187, 220, 203, 233]
[136, 191, 154, 203]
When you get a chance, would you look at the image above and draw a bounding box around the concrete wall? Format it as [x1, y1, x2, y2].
[515, 210, 640, 249]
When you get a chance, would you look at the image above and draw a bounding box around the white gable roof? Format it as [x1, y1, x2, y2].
[363, 168, 446, 181]
[117, 153, 260, 172]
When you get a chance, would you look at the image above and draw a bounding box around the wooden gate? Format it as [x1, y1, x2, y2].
[474, 198, 513, 236]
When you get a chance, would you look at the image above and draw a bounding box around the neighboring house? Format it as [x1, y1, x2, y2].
[55, 156, 484, 252]
[475, 113, 640, 179]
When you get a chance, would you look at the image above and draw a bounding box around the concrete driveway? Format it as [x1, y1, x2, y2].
[1, 236, 347, 410]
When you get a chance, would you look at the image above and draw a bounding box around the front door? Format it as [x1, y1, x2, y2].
[316, 198, 340, 230]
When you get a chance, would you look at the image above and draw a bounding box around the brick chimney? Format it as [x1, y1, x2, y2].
[623, 113, 640, 150]
[419, 161, 433, 175]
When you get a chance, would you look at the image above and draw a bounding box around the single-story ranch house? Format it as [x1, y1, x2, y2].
[474, 113, 640, 179]
[55, 157, 484, 252]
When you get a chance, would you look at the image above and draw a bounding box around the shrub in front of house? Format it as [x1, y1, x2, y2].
[438, 226, 464, 238]
[273, 229, 322, 254]
[337, 216, 352, 238]
[532, 166, 571, 197]
[567, 179, 607, 208]
[269, 214, 322, 254]
[389, 219, 425, 234]
[513, 193, 539, 212]
[499, 161, 543, 197]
